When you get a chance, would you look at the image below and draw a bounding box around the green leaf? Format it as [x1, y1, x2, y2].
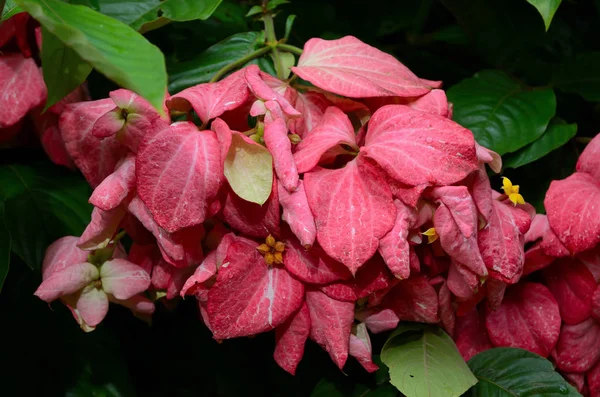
[553, 52, 600, 102]
[381, 324, 477, 397]
[284, 14, 296, 40]
[447, 70, 556, 155]
[245, 5, 262, 17]
[1, 0, 22, 20]
[465, 347, 580, 396]
[0, 164, 92, 270]
[224, 133, 273, 205]
[0, 203, 10, 292]
[40, 27, 92, 110]
[168, 31, 272, 93]
[311, 378, 346, 397]
[503, 119, 577, 169]
[267, 0, 289, 11]
[161, 0, 223, 22]
[526, 0, 562, 31]
[17, 0, 167, 114]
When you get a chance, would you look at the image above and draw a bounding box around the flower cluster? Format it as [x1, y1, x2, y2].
[452, 133, 600, 395]
[35, 35, 537, 375]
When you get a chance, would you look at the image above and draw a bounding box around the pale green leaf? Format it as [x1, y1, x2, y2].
[267, 0, 289, 11]
[17, 0, 167, 114]
[41, 27, 92, 110]
[284, 14, 296, 40]
[224, 134, 273, 205]
[503, 119, 577, 169]
[161, 0, 223, 21]
[465, 347, 580, 396]
[526, 0, 562, 31]
[245, 5, 262, 17]
[381, 324, 477, 397]
[447, 70, 556, 155]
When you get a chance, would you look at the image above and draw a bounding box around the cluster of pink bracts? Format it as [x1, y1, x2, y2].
[6, 11, 593, 391]
[0, 13, 86, 164]
[454, 134, 600, 396]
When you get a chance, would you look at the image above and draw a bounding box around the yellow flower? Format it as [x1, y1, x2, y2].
[422, 227, 439, 244]
[501, 177, 525, 206]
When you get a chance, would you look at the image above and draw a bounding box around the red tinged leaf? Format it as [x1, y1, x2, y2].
[288, 91, 331, 138]
[99, 258, 151, 300]
[593, 286, 600, 322]
[447, 261, 479, 300]
[278, 181, 317, 248]
[181, 250, 217, 297]
[545, 172, 600, 254]
[430, 276, 456, 336]
[388, 179, 428, 208]
[470, 165, 494, 222]
[264, 117, 299, 191]
[382, 275, 440, 323]
[355, 308, 399, 334]
[475, 142, 502, 173]
[221, 179, 281, 239]
[523, 243, 555, 276]
[478, 200, 528, 283]
[207, 241, 304, 339]
[283, 236, 349, 285]
[77, 206, 126, 251]
[320, 255, 391, 301]
[454, 308, 493, 361]
[166, 68, 249, 124]
[245, 65, 300, 117]
[589, 360, 600, 397]
[542, 259, 596, 325]
[430, 186, 478, 238]
[0, 54, 46, 128]
[293, 107, 358, 174]
[161, 225, 205, 268]
[349, 323, 378, 373]
[136, 121, 224, 233]
[577, 133, 600, 181]
[34, 262, 99, 302]
[554, 318, 600, 373]
[378, 199, 417, 279]
[89, 154, 136, 211]
[305, 289, 354, 369]
[274, 303, 311, 375]
[60, 99, 128, 187]
[304, 156, 396, 274]
[76, 286, 109, 327]
[361, 105, 478, 186]
[486, 278, 507, 311]
[292, 36, 431, 98]
[407, 89, 450, 118]
[42, 236, 90, 279]
[485, 283, 561, 357]
[579, 247, 600, 283]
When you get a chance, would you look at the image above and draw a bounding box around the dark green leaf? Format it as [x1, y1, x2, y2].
[1, 0, 22, 20]
[70, 0, 161, 26]
[161, 0, 223, 22]
[311, 378, 346, 397]
[0, 203, 10, 292]
[554, 52, 600, 102]
[526, 0, 562, 31]
[503, 119, 577, 169]
[465, 347, 580, 396]
[284, 14, 296, 40]
[381, 324, 477, 397]
[0, 164, 92, 270]
[447, 70, 556, 155]
[17, 0, 167, 114]
[41, 27, 92, 110]
[168, 31, 273, 93]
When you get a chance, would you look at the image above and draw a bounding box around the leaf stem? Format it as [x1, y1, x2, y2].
[209, 46, 271, 83]
[277, 43, 303, 56]
[263, 13, 285, 80]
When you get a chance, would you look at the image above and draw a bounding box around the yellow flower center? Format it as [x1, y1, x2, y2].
[501, 177, 525, 206]
[422, 227, 439, 244]
[257, 235, 285, 265]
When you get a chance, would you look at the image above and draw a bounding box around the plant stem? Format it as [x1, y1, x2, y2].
[263, 13, 285, 80]
[209, 46, 271, 83]
[277, 43, 304, 56]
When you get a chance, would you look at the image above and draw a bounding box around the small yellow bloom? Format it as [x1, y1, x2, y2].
[501, 177, 525, 206]
[257, 235, 286, 265]
[422, 227, 439, 244]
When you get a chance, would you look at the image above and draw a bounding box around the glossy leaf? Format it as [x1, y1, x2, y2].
[1, 0, 21, 20]
[40, 27, 92, 110]
[17, 0, 167, 113]
[503, 120, 577, 169]
[447, 70, 556, 155]
[526, 0, 562, 31]
[465, 347, 579, 396]
[381, 324, 477, 397]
